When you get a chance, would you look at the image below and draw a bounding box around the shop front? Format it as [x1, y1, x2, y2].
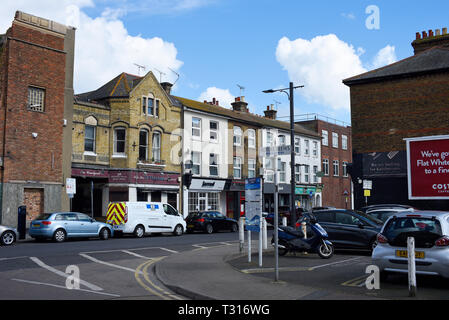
[187, 178, 227, 215]
[225, 179, 245, 220]
[295, 185, 323, 210]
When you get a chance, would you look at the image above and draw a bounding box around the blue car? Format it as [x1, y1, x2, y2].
[29, 212, 113, 242]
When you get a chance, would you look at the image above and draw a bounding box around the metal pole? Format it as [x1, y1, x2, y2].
[259, 217, 263, 267]
[90, 181, 94, 218]
[289, 82, 296, 227]
[248, 230, 252, 263]
[274, 151, 279, 281]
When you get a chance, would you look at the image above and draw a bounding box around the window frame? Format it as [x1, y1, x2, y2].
[138, 129, 149, 161]
[248, 158, 256, 178]
[233, 156, 242, 179]
[332, 132, 339, 148]
[333, 160, 340, 177]
[28, 86, 45, 112]
[248, 129, 256, 149]
[113, 127, 126, 156]
[209, 153, 219, 177]
[191, 151, 201, 176]
[233, 126, 242, 146]
[151, 131, 161, 162]
[84, 125, 96, 154]
[322, 130, 328, 146]
[192, 117, 201, 139]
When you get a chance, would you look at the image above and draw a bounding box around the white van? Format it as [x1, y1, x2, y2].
[106, 202, 186, 237]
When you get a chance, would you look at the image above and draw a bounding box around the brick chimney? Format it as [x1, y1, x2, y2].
[264, 104, 277, 120]
[231, 96, 249, 112]
[160, 82, 173, 95]
[412, 27, 449, 54]
[203, 97, 220, 106]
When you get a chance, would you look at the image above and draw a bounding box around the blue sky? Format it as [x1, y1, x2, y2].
[2, 0, 449, 124]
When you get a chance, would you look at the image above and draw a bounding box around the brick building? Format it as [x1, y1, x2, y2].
[0, 12, 75, 226]
[343, 28, 449, 210]
[297, 114, 352, 209]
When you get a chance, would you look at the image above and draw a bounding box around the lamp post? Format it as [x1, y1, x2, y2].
[263, 83, 304, 227]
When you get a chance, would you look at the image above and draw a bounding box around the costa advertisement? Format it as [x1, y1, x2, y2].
[405, 135, 449, 199]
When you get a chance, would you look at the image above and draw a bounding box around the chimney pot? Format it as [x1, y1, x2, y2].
[422, 31, 428, 38]
[416, 32, 421, 40]
[443, 27, 448, 35]
[429, 29, 434, 37]
[436, 29, 441, 36]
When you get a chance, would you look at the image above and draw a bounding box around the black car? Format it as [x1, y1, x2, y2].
[301, 209, 384, 251]
[186, 211, 238, 234]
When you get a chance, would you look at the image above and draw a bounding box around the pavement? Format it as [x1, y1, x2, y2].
[155, 242, 380, 300]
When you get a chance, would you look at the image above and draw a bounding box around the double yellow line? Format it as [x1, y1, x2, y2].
[134, 257, 183, 300]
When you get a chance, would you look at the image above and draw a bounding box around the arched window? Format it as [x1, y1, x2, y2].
[84, 116, 97, 153]
[152, 132, 161, 162]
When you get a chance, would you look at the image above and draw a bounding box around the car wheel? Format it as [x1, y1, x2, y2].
[230, 223, 238, 233]
[53, 229, 66, 243]
[99, 228, 110, 240]
[205, 224, 213, 234]
[133, 225, 145, 238]
[317, 242, 334, 259]
[380, 270, 389, 282]
[173, 224, 183, 236]
[1, 231, 16, 246]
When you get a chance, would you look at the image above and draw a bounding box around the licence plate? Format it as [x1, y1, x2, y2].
[32, 224, 40, 228]
[188, 224, 194, 228]
[396, 250, 425, 259]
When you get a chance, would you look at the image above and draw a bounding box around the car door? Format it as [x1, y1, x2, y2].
[61, 213, 82, 236]
[314, 211, 338, 240]
[333, 212, 368, 249]
[214, 212, 228, 231]
[76, 213, 98, 236]
[163, 204, 181, 230]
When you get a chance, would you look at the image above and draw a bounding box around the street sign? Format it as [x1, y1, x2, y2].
[245, 178, 262, 232]
[363, 179, 372, 190]
[364, 189, 371, 197]
[66, 178, 76, 194]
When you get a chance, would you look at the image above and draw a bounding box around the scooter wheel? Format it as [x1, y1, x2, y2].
[318, 243, 334, 259]
[278, 247, 288, 256]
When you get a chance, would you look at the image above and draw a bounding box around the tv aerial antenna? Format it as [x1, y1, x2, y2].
[236, 84, 245, 97]
[168, 67, 180, 86]
[273, 99, 281, 109]
[154, 68, 166, 83]
[134, 63, 146, 76]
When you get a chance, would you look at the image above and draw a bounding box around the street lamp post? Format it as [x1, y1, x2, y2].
[263, 83, 304, 227]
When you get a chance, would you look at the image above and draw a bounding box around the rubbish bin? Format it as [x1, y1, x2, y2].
[17, 206, 26, 240]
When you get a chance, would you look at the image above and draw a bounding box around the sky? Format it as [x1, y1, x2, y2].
[1, 0, 449, 125]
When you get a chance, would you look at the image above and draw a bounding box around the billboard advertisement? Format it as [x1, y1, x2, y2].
[405, 135, 449, 199]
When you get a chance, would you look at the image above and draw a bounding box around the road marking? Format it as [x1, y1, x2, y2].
[341, 275, 368, 287]
[11, 278, 120, 297]
[79, 253, 145, 275]
[135, 258, 183, 300]
[29, 257, 103, 292]
[121, 250, 152, 259]
[0, 256, 28, 262]
[241, 266, 309, 274]
[159, 247, 179, 254]
[307, 257, 363, 271]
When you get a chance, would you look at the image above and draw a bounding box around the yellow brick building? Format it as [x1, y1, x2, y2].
[71, 71, 181, 217]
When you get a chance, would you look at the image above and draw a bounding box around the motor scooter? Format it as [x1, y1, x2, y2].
[271, 214, 334, 259]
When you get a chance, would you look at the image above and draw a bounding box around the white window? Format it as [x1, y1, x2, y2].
[152, 132, 161, 162]
[278, 135, 286, 146]
[279, 161, 286, 182]
[312, 141, 318, 157]
[191, 151, 201, 176]
[248, 129, 256, 149]
[84, 125, 96, 153]
[342, 135, 348, 150]
[233, 157, 242, 179]
[343, 161, 348, 177]
[322, 130, 328, 146]
[304, 140, 310, 156]
[192, 117, 201, 138]
[304, 165, 310, 183]
[114, 127, 126, 155]
[332, 132, 339, 148]
[294, 137, 301, 154]
[322, 159, 329, 176]
[313, 166, 318, 183]
[266, 131, 273, 146]
[210, 121, 218, 142]
[147, 97, 154, 115]
[209, 153, 219, 176]
[248, 159, 256, 178]
[295, 165, 301, 183]
[233, 126, 242, 146]
[333, 160, 339, 176]
[28, 86, 45, 112]
[139, 129, 149, 161]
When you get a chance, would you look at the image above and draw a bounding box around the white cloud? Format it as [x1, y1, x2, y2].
[275, 34, 397, 112]
[198, 87, 235, 108]
[341, 12, 356, 20]
[0, 1, 184, 94]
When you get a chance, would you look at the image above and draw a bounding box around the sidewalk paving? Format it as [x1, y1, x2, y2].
[155, 243, 379, 300]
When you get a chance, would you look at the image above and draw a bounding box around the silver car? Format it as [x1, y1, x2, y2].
[0, 225, 18, 246]
[372, 210, 449, 279]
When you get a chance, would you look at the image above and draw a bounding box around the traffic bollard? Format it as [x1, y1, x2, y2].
[408, 237, 417, 297]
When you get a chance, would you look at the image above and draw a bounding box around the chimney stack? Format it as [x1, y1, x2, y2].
[160, 82, 173, 95]
[263, 104, 277, 120]
[412, 27, 449, 55]
[231, 96, 249, 112]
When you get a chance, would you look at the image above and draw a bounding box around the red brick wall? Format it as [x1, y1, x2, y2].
[350, 73, 449, 154]
[1, 22, 66, 183]
[23, 188, 44, 221]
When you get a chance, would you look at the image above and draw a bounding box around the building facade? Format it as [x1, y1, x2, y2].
[343, 28, 449, 210]
[72, 72, 182, 217]
[297, 114, 352, 209]
[0, 11, 75, 226]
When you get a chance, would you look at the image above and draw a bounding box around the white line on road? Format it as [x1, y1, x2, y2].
[158, 247, 179, 254]
[0, 256, 28, 262]
[79, 253, 144, 275]
[307, 257, 363, 271]
[11, 278, 120, 298]
[29, 257, 103, 291]
[121, 250, 152, 259]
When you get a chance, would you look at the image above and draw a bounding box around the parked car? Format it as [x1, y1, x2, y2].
[29, 212, 113, 242]
[0, 225, 18, 246]
[360, 204, 415, 213]
[186, 211, 238, 234]
[372, 211, 449, 280]
[366, 207, 415, 222]
[106, 202, 185, 237]
[301, 209, 384, 251]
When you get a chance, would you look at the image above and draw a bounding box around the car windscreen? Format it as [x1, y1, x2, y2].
[383, 217, 443, 248]
[35, 213, 52, 220]
[354, 210, 383, 225]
